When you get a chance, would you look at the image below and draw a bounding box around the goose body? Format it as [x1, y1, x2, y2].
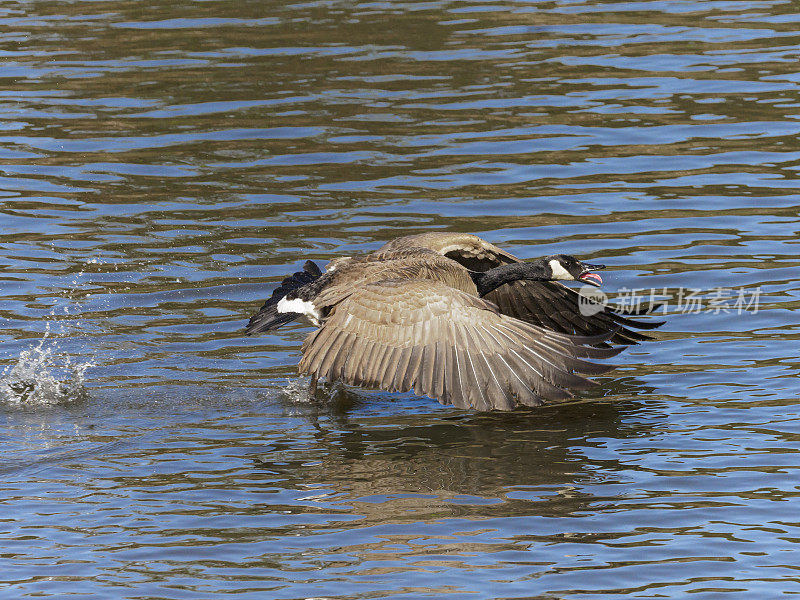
[246, 233, 661, 411]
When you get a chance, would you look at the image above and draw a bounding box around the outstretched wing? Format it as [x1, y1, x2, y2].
[298, 279, 621, 411]
[484, 280, 662, 345]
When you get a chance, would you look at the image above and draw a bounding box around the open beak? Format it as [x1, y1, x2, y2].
[578, 262, 605, 287]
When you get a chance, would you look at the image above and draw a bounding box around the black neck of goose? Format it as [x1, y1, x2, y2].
[470, 260, 552, 296]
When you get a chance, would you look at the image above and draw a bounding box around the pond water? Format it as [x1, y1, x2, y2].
[3, 0, 800, 598]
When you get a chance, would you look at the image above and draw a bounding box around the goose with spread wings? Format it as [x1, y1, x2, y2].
[245, 233, 662, 411]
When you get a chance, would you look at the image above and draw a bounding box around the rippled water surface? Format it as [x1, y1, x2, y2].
[3, 0, 800, 597]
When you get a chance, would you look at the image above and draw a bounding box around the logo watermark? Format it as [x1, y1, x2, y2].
[578, 286, 761, 317]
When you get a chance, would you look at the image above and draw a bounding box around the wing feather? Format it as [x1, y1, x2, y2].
[315, 329, 349, 378]
[485, 280, 662, 344]
[351, 338, 376, 385]
[404, 345, 425, 393]
[478, 349, 514, 411]
[369, 344, 392, 389]
[393, 346, 414, 393]
[299, 279, 618, 411]
[330, 333, 357, 381]
[418, 344, 437, 401]
[464, 352, 486, 410]
[432, 341, 447, 402]
[380, 347, 401, 391]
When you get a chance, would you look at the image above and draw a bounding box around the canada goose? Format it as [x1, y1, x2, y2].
[246, 233, 661, 411]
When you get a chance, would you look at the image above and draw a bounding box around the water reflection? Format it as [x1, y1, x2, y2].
[260, 392, 656, 502]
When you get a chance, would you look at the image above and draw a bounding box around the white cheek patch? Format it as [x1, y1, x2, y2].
[548, 259, 573, 281]
[277, 297, 321, 327]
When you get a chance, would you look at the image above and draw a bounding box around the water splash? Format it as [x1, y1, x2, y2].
[282, 377, 315, 404]
[0, 331, 93, 406]
[0, 257, 103, 406]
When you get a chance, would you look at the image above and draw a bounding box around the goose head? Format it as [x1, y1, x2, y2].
[545, 255, 605, 287]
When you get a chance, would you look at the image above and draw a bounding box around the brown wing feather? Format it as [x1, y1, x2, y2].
[297, 279, 621, 411]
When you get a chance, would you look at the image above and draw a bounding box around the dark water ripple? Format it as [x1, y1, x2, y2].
[3, 0, 800, 598]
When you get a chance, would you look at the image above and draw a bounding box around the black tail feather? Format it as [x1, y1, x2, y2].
[245, 260, 322, 335]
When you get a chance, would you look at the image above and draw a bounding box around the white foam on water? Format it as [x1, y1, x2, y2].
[1, 256, 105, 406]
[282, 378, 315, 404]
[0, 329, 94, 406]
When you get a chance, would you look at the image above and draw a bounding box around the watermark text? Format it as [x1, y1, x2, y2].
[578, 286, 761, 316]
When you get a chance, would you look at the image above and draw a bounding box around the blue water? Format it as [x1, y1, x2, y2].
[3, 0, 800, 598]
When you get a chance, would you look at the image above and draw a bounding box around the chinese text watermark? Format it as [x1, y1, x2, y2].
[578, 286, 761, 317]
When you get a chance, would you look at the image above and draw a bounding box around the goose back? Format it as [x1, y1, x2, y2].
[308, 248, 478, 313]
[380, 232, 517, 271]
